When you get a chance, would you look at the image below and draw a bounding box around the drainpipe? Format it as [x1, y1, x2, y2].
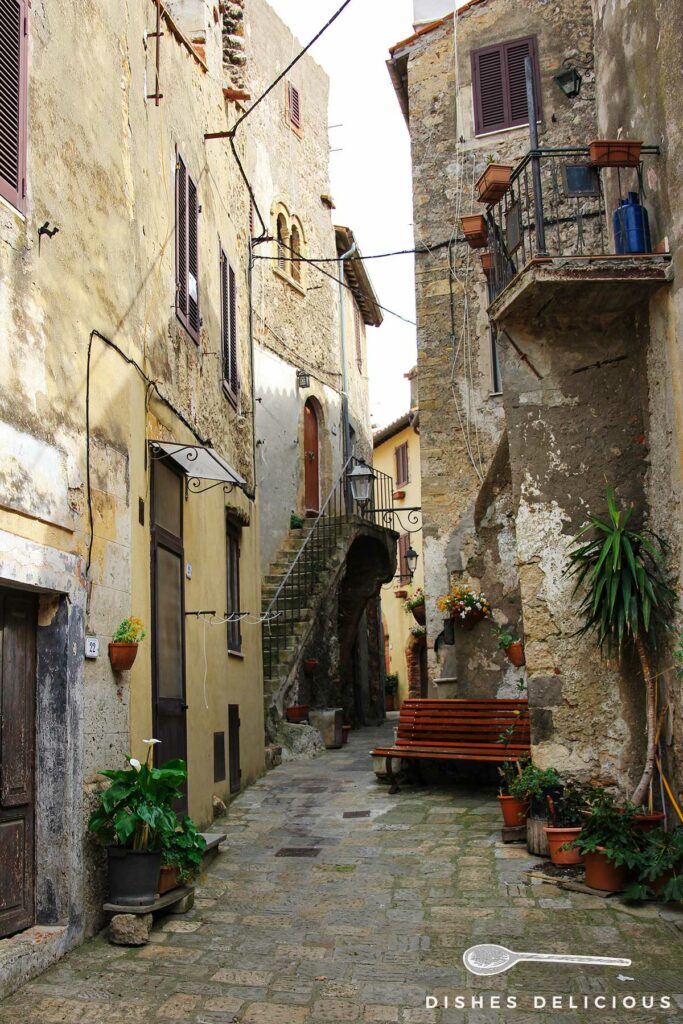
[338, 241, 357, 511]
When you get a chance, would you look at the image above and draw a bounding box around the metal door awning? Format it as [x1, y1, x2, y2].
[149, 441, 246, 495]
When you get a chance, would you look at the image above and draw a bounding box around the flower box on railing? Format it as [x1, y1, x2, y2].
[461, 215, 488, 249]
[475, 164, 514, 204]
[480, 252, 493, 275]
[588, 139, 642, 168]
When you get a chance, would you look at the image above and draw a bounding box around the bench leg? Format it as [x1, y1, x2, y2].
[411, 759, 426, 787]
[386, 756, 400, 795]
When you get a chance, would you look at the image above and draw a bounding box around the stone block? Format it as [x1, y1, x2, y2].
[309, 708, 343, 749]
[109, 913, 152, 946]
[527, 675, 563, 707]
[265, 744, 283, 769]
[529, 708, 554, 742]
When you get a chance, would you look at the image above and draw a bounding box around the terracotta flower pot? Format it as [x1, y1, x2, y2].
[505, 641, 526, 667]
[545, 826, 583, 866]
[461, 214, 488, 249]
[286, 705, 309, 724]
[303, 659, 318, 675]
[411, 604, 426, 626]
[460, 608, 485, 631]
[394, 590, 408, 599]
[158, 864, 181, 895]
[480, 251, 493, 274]
[588, 139, 642, 167]
[475, 164, 514, 204]
[385, 693, 395, 711]
[341, 724, 351, 745]
[108, 642, 138, 671]
[498, 795, 529, 827]
[584, 848, 628, 892]
[633, 812, 665, 832]
[393, 489, 406, 500]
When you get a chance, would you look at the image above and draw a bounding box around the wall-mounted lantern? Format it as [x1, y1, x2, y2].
[296, 369, 311, 389]
[405, 545, 419, 580]
[554, 67, 582, 99]
[347, 459, 375, 510]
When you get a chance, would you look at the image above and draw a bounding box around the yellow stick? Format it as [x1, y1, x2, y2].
[656, 758, 683, 824]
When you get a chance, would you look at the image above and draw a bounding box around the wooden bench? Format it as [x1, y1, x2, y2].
[371, 698, 530, 793]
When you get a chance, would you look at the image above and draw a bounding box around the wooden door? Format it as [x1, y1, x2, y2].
[151, 460, 188, 810]
[303, 400, 320, 514]
[0, 589, 37, 938]
[228, 704, 241, 794]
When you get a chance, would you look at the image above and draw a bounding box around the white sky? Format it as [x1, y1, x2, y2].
[267, 0, 417, 430]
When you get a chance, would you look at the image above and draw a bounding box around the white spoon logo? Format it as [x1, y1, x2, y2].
[463, 943, 632, 977]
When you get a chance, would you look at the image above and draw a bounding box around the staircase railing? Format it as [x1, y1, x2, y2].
[262, 455, 395, 679]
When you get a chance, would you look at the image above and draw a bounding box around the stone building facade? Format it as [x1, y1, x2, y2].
[388, 0, 683, 801]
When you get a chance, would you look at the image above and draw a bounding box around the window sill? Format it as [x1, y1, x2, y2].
[222, 381, 239, 408]
[489, 391, 503, 399]
[175, 309, 200, 345]
[273, 265, 306, 295]
[228, 648, 245, 659]
[473, 119, 541, 141]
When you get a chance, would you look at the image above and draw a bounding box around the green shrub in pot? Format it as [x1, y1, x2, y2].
[160, 815, 207, 885]
[625, 827, 683, 901]
[509, 765, 562, 817]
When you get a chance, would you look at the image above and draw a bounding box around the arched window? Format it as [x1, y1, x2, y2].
[276, 214, 288, 271]
[290, 223, 302, 283]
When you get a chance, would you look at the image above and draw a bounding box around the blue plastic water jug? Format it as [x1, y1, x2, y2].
[613, 192, 651, 254]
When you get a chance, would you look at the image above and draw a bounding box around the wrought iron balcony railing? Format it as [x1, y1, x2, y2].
[485, 145, 661, 301]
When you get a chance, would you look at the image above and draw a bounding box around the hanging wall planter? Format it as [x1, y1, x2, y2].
[108, 617, 146, 672]
[475, 164, 513, 204]
[303, 658, 318, 675]
[588, 139, 642, 167]
[480, 252, 493, 275]
[461, 214, 488, 249]
[505, 641, 526, 667]
[109, 642, 139, 672]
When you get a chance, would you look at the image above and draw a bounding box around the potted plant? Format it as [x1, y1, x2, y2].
[588, 139, 642, 167]
[286, 705, 309, 724]
[109, 616, 146, 671]
[509, 765, 562, 856]
[480, 252, 493, 275]
[475, 163, 513, 204]
[404, 588, 426, 625]
[625, 826, 683, 901]
[544, 781, 597, 865]
[461, 214, 488, 249]
[385, 672, 399, 711]
[497, 761, 529, 827]
[88, 740, 188, 906]
[159, 815, 207, 893]
[573, 791, 639, 892]
[303, 658, 318, 675]
[437, 584, 491, 631]
[497, 629, 525, 667]
[566, 485, 676, 807]
[290, 512, 305, 530]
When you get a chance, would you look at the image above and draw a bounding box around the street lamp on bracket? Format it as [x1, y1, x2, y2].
[346, 458, 423, 535]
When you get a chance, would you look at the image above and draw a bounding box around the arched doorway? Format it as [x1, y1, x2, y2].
[303, 399, 320, 514]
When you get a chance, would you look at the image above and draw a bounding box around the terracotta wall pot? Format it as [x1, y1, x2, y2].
[589, 139, 642, 167]
[460, 608, 485, 631]
[108, 642, 138, 671]
[286, 705, 309, 724]
[633, 812, 665, 832]
[411, 604, 426, 626]
[583, 848, 628, 891]
[526, 816, 550, 856]
[461, 214, 488, 249]
[505, 641, 525, 667]
[158, 865, 181, 895]
[480, 252, 493, 274]
[475, 164, 514, 204]
[394, 590, 408, 600]
[498, 795, 529, 828]
[545, 826, 583, 866]
[303, 659, 318, 675]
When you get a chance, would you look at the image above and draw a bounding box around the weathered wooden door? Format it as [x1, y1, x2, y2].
[0, 588, 37, 939]
[151, 459, 188, 811]
[303, 400, 320, 514]
[228, 704, 241, 794]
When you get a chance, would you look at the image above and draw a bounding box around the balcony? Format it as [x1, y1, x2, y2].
[481, 146, 672, 328]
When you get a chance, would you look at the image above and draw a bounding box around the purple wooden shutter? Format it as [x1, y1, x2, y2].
[176, 152, 188, 328]
[472, 44, 506, 135]
[398, 534, 410, 583]
[229, 263, 238, 395]
[0, 0, 28, 212]
[505, 36, 542, 126]
[187, 173, 200, 340]
[288, 83, 301, 128]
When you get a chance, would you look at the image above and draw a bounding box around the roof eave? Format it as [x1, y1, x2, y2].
[335, 226, 384, 327]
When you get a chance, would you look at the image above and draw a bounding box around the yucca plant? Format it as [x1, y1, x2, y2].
[566, 486, 676, 806]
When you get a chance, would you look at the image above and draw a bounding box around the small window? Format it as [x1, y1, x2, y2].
[213, 731, 226, 783]
[395, 442, 409, 488]
[226, 517, 242, 654]
[398, 534, 411, 584]
[0, 0, 28, 214]
[175, 149, 200, 341]
[471, 35, 541, 136]
[287, 81, 302, 130]
[354, 302, 363, 370]
[290, 223, 302, 283]
[276, 213, 288, 270]
[220, 247, 239, 404]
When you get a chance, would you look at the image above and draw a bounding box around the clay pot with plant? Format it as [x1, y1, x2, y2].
[566, 485, 676, 808]
[497, 761, 529, 827]
[625, 826, 683, 902]
[404, 589, 426, 626]
[573, 791, 639, 892]
[544, 781, 598, 866]
[497, 629, 525, 668]
[286, 705, 309, 724]
[109, 616, 146, 671]
[509, 765, 562, 856]
[385, 672, 399, 711]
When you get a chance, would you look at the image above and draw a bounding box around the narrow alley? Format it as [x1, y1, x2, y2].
[1, 724, 681, 1024]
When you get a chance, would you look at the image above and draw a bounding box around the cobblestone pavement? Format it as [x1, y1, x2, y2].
[2, 722, 683, 1024]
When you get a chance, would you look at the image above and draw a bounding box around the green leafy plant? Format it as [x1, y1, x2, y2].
[547, 780, 599, 827]
[674, 633, 683, 679]
[497, 630, 516, 651]
[403, 588, 425, 612]
[497, 760, 527, 795]
[88, 743, 186, 851]
[384, 672, 399, 694]
[625, 827, 683, 901]
[290, 512, 305, 529]
[509, 765, 562, 812]
[410, 624, 427, 638]
[112, 616, 146, 644]
[566, 485, 676, 806]
[160, 816, 207, 884]
[573, 790, 639, 868]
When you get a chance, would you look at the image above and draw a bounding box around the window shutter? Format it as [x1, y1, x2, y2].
[187, 174, 199, 339]
[472, 45, 506, 135]
[0, 0, 28, 212]
[229, 263, 238, 396]
[398, 534, 410, 583]
[288, 82, 301, 128]
[395, 442, 409, 487]
[176, 153, 188, 326]
[505, 37, 541, 125]
[221, 250, 239, 403]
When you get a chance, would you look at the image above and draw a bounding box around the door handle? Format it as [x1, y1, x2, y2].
[306, 450, 315, 461]
[181, 703, 189, 711]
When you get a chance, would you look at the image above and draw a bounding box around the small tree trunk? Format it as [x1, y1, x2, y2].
[630, 635, 656, 807]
